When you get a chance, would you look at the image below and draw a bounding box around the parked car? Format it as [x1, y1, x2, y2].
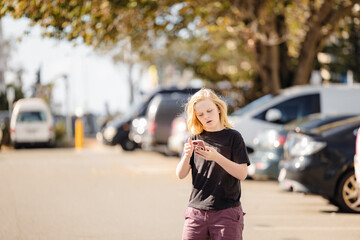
[278, 115, 360, 213]
[10, 98, 55, 148]
[355, 128, 360, 186]
[248, 114, 357, 180]
[140, 92, 191, 154]
[100, 87, 199, 151]
[229, 84, 360, 153]
[248, 129, 287, 180]
[100, 103, 140, 150]
[167, 114, 188, 156]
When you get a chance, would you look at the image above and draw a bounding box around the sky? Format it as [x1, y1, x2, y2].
[2, 16, 150, 116]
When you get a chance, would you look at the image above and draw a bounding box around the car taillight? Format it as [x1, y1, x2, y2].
[10, 128, 15, 133]
[274, 135, 286, 148]
[149, 120, 157, 134]
[256, 162, 264, 169]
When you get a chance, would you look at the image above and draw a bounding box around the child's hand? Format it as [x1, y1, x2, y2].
[183, 138, 194, 158]
[194, 146, 220, 162]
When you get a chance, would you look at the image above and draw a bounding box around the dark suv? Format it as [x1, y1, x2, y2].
[99, 87, 199, 151]
[279, 115, 360, 213]
[140, 92, 191, 154]
[249, 114, 357, 180]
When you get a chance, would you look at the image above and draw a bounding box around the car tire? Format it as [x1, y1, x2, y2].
[323, 196, 339, 207]
[120, 138, 137, 151]
[335, 170, 360, 213]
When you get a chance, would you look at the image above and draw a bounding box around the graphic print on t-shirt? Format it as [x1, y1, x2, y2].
[188, 128, 250, 210]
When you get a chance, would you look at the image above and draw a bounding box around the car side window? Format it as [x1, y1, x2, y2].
[254, 94, 320, 124]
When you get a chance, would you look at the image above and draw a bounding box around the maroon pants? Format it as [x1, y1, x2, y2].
[182, 206, 245, 240]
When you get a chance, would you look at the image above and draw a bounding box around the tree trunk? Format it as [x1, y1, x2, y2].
[293, 0, 336, 85]
[253, 42, 281, 95]
[127, 62, 134, 105]
[269, 43, 281, 94]
[293, 25, 323, 85]
[253, 15, 282, 96]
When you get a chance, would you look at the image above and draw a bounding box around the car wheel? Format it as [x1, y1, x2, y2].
[323, 196, 339, 206]
[335, 170, 360, 213]
[120, 139, 137, 151]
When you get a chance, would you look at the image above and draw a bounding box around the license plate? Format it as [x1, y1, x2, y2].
[27, 128, 38, 133]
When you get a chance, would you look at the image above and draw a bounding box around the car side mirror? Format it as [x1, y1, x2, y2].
[265, 108, 282, 122]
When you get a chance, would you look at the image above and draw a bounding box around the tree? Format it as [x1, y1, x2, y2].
[1, 0, 359, 98]
[173, 0, 360, 94]
[318, 17, 360, 83]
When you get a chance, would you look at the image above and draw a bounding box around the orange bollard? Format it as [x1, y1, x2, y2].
[75, 118, 84, 149]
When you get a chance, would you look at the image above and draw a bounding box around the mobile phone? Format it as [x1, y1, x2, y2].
[192, 140, 206, 150]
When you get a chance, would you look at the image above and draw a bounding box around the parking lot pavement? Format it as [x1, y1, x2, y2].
[242, 180, 360, 240]
[0, 145, 359, 240]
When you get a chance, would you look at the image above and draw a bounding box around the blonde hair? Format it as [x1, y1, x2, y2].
[185, 88, 233, 135]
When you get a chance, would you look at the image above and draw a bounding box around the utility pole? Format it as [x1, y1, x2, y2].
[35, 67, 41, 97]
[6, 86, 15, 117]
[123, 37, 134, 105]
[0, 18, 6, 93]
[63, 74, 72, 145]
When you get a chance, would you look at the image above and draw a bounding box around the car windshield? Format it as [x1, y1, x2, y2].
[231, 94, 273, 116]
[17, 111, 46, 122]
[125, 101, 143, 119]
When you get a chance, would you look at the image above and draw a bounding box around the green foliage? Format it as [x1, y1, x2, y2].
[0, 84, 24, 110]
[54, 120, 66, 147]
[320, 17, 360, 83]
[0, 92, 7, 110]
[1, 0, 359, 96]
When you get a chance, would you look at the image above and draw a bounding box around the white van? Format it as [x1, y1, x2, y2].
[229, 84, 360, 152]
[10, 98, 55, 148]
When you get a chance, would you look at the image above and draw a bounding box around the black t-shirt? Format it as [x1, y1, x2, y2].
[188, 128, 250, 210]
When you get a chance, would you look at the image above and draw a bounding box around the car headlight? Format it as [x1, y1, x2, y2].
[103, 126, 117, 141]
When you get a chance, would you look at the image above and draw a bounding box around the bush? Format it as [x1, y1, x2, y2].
[55, 121, 66, 147]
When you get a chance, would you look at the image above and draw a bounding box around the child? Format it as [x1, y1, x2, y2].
[176, 88, 250, 240]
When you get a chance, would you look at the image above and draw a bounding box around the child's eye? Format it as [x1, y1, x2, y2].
[207, 109, 213, 113]
[198, 113, 203, 117]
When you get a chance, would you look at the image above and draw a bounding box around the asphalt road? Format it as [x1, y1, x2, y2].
[0, 142, 360, 240]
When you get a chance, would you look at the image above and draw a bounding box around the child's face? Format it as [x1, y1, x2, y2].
[194, 99, 223, 132]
